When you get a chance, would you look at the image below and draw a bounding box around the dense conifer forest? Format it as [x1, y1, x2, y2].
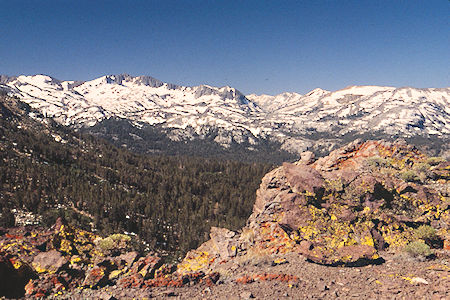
[0, 94, 272, 256]
[84, 118, 297, 164]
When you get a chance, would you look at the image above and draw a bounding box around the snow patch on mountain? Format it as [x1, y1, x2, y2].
[2, 74, 449, 154]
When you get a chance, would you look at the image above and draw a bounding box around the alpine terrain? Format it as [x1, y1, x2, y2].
[1, 74, 449, 160]
[0, 76, 449, 299]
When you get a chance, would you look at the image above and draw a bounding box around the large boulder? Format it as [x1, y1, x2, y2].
[32, 250, 68, 274]
[210, 227, 238, 260]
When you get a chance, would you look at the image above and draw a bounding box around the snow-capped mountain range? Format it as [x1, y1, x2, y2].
[1, 74, 449, 154]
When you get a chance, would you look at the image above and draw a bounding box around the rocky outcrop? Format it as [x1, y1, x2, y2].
[177, 140, 449, 273]
[0, 218, 165, 298]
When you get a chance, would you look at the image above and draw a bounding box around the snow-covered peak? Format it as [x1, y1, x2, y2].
[305, 88, 329, 97]
[3, 73, 450, 150]
[332, 85, 395, 97]
[15, 74, 61, 87]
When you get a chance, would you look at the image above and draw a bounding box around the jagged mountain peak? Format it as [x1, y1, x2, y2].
[100, 73, 177, 89]
[2, 73, 449, 155]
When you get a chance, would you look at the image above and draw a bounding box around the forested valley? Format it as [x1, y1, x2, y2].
[0, 94, 272, 257]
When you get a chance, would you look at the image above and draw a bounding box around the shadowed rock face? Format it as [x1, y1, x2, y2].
[0, 255, 36, 298]
[177, 140, 449, 273]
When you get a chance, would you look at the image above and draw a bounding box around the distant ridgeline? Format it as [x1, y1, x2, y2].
[83, 117, 297, 164]
[2, 74, 449, 160]
[0, 94, 272, 256]
[84, 117, 449, 161]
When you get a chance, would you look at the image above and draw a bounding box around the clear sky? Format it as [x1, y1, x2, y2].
[0, 0, 448, 95]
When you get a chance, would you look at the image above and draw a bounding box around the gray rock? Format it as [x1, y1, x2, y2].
[32, 250, 67, 273]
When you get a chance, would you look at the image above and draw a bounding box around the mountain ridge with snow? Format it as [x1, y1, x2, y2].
[1, 74, 449, 156]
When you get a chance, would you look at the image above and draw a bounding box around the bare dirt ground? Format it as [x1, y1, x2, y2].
[60, 251, 449, 300]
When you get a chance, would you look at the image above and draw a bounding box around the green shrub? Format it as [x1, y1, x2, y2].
[367, 157, 391, 168]
[404, 240, 432, 257]
[413, 162, 431, 173]
[109, 233, 131, 243]
[400, 170, 420, 182]
[414, 225, 437, 241]
[98, 237, 115, 252]
[98, 233, 132, 254]
[414, 224, 442, 248]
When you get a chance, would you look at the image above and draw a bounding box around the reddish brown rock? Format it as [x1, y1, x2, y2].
[82, 266, 108, 288]
[117, 272, 144, 288]
[129, 254, 162, 279]
[115, 251, 138, 269]
[282, 163, 325, 195]
[25, 274, 67, 298]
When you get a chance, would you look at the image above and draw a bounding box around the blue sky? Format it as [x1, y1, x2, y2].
[0, 0, 448, 95]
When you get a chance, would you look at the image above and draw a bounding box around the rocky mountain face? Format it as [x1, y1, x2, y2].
[1, 75, 449, 158]
[1, 140, 449, 298]
[0, 74, 261, 149]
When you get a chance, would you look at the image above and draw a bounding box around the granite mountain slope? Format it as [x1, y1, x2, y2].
[1, 74, 449, 157]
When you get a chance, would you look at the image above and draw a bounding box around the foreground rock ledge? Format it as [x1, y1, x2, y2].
[178, 139, 449, 274]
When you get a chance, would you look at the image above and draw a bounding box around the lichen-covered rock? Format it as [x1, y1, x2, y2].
[128, 254, 162, 279]
[177, 227, 239, 275]
[0, 220, 108, 295]
[179, 140, 449, 269]
[1, 139, 448, 296]
[177, 246, 217, 275]
[117, 272, 144, 288]
[25, 273, 68, 298]
[210, 227, 238, 260]
[83, 265, 108, 288]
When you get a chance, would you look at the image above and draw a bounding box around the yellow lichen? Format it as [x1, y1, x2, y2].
[177, 251, 215, 274]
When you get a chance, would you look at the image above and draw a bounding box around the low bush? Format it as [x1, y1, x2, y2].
[413, 162, 431, 173]
[98, 233, 132, 255]
[400, 170, 420, 182]
[404, 240, 432, 258]
[367, 157, 392, 168]
[414, 225, 437, 241]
